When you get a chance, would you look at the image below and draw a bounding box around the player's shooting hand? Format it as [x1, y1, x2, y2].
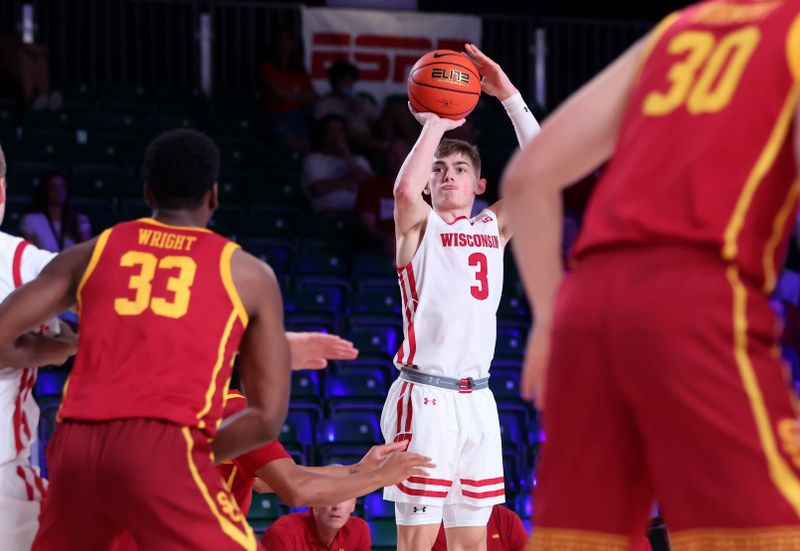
[407, 102, 465, 131]
[286, 331, 359, 371]
[521, 325, 551, 411]
[463, 43, 518, 101]
[357, 441, 407, 471]
[376, 451, 436, 485]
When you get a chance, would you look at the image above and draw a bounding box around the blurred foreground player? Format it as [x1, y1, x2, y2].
[503, 1, 800, 548]
[0, 129, 291, 550]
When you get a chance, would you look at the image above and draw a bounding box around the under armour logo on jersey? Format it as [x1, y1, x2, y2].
[480, 216, 494, 224]
[423, 398, 437, 406]
[523, 106, 529, 112]
[413, 506, 427, 513]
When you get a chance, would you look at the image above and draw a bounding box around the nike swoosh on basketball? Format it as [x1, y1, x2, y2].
[433, 52, 456, 58]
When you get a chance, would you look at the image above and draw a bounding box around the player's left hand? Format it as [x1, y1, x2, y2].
[521, 325, 551, 410]
[463, 43, 518, 101]
[286, 332, 359, 371]
[356, 441, 408, 471]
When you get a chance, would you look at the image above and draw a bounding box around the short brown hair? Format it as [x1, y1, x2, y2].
[434, 139, 481, 177]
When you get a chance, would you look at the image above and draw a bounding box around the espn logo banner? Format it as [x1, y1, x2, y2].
[302, 7, 482, 105]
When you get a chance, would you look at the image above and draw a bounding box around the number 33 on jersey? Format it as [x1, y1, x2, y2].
[62, 218, 248, 433]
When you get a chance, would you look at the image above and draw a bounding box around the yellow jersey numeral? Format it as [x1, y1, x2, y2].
[114, 251, 197, 319]
[643, 26, 760, 116]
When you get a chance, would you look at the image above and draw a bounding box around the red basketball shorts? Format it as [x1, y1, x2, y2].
[32, 418, 262, 551]
[530, 247, 800, 550]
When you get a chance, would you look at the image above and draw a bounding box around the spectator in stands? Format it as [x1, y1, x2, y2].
[432, 505, 527, 551]
[313, 60, 385, 155]
[18, 171, 91, 252]
[0, 30, 61, 112]
[261, 497, 371, 550]
[379, 94, 420, 146]
[301, 114, 374, 219]
[259, 26, 316, 154]
[357, 138, 409, 253]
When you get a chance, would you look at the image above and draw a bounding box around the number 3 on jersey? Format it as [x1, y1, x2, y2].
[114, 251, 197, 319]
[469, 252, 489, 300]
[643, 26, 760, 116]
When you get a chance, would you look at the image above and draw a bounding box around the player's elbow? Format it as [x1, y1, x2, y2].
[393, 181, 418, 204]
[281, 488, 306, 509]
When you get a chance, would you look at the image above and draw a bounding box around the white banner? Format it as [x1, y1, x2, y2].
[302, 7, 482, 106]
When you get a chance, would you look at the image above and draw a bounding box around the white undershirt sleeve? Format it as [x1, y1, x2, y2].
[501, 92, 541, 147]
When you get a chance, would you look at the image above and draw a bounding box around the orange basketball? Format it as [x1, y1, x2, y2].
[407, 50, 481, 120]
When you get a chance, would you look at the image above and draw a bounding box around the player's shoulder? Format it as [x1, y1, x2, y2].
[0, 231, 24, 248]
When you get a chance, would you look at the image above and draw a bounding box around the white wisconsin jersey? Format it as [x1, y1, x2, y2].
[394, 209, 503, 379]
[0, 232, 55, 466]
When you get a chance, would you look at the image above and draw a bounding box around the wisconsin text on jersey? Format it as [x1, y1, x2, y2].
[439, 233, 500, 249]
[137, 229, 198, 252]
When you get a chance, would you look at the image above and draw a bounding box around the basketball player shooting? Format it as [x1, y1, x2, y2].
[380, 43, 540, 551]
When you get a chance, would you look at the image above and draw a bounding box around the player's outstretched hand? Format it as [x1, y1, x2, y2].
[357, 441, 407, 471]
[407, 102, 465, 131]
[376, 450, 436, 485]
[286, 332, 359, 371]
[521, 325, 551, 411]
[463, 43, 518, 101]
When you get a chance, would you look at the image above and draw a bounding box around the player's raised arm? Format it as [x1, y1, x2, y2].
[212, 249, 291, 463]
[500, 36, 647, 407]
[0, 240, 92, 368]
[393, 107, 465, 266]
[464, 43, 540, 244]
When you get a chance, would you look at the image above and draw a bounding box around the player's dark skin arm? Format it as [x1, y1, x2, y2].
[0, 240, 92, 368]
[212, 249, 291, 464]
[251, 447, 435, 508]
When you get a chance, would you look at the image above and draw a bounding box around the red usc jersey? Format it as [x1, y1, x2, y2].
[59, 218, 248, 435]
[574, 1, 800, 291]
[217, 390, 291, 515]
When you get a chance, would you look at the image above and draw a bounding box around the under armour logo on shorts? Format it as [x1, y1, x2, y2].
[413, 506, 427, 513]
[423, 398, 437, 405]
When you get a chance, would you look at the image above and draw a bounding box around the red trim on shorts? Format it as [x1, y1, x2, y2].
[31, 466, 47, 499]
[12, 240, 29, 288]
[16, 466, 34, 500]
[460, 477, 505, 487]
[406, 266, 419, 365]
[396, 381, 408, 435]
[462, 488, 505, 499]
[407, 476, 453, 487]
[404, 383, 414, 433]
[12, 372, 27, 453]
[397, 482, 449, 498]
[19, 370, 34, 444]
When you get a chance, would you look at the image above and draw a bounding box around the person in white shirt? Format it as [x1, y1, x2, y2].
[381, 43, 540, 551]
[300, 114, 375, 217]
[18, 171, 91, 253]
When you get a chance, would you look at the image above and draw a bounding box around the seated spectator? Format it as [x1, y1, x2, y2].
[313, 60, 384, 155]
[432, 504, 527, 551]
[301, 114, 374, 218]
[357, 138, 409, 253]
[259, 26, 316, 154]
[19, 171, 91, 252]
[261, 498, 370, 551]
[0, 30, 60, 112]
[379, 94, 420, 146]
